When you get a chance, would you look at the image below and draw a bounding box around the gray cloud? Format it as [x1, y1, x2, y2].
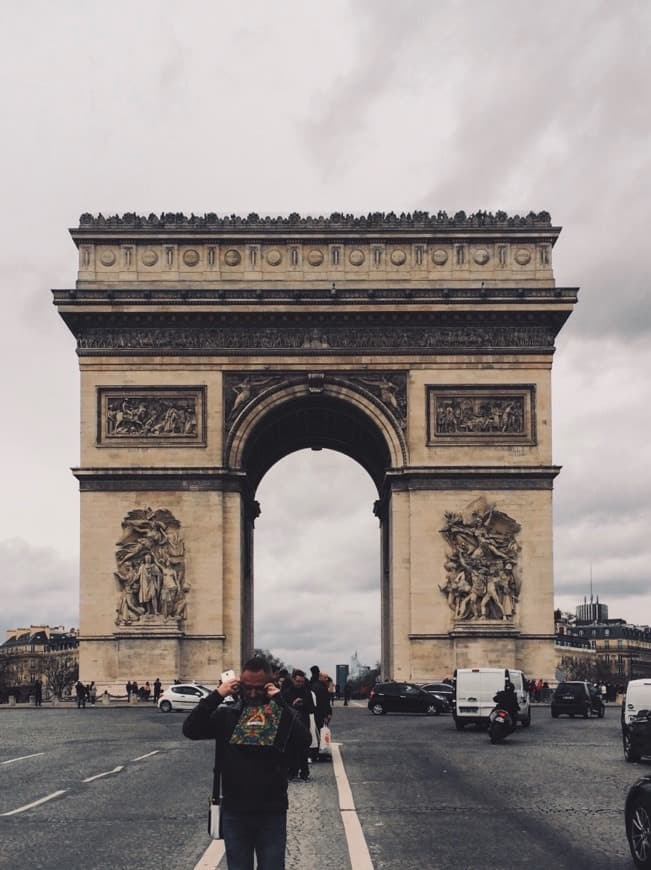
[0, 539, 78, 633]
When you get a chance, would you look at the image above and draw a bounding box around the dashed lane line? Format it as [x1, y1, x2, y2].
[332, 742, 375, 870]
[1, 752, 45, 766]
[1, 748, 164, 817]
[82, 765, 124, 783]
[1, 790, 68, 817]
[131, 750, 160, 762]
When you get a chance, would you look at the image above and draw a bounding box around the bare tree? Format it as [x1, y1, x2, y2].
[559, 655, 615, 685]
[41, 654, 78, 699]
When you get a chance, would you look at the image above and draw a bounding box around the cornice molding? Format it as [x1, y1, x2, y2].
[54, 286, 578, 306]
[72, 467, 247, 492]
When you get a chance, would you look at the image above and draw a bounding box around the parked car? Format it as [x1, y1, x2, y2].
[158, 683, 212, 713]
[420, 682, 454, 712]
[625, 775, 651, 867]
[368, 682, 445, 716]
[550, 681, 605, 719]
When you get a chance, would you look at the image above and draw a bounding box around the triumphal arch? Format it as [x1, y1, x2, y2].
[53, 210, 577, 689]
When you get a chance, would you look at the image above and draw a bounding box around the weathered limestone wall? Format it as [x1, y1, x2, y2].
[79, 488, 228, 688]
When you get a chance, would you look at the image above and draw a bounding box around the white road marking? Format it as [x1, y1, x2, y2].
[1, 790, 67, 816]
[131, 750, 160, 761]
[82, 765, 124, 783]
[1, 752, 45, 766]
[193, 837, 225, 869]
[332, 742, 375, 870]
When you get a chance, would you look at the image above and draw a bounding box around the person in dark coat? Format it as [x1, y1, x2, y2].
[183, 657, 309, 870]
[75, 680, 86, 708]
[281, 669, 315, 780]
[310, 672, 332, 760]
[153, 678, 162, 703]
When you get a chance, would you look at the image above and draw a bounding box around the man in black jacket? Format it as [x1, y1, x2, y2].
[183, 657, 309, 870]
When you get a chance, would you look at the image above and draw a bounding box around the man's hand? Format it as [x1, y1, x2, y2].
[217, 675, 240, 698]
[265, 682, 280, 699]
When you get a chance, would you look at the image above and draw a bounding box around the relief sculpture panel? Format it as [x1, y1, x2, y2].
[439, 498, 522, 623]
[97, 387, 206, 447]
[114, 507, 188, 627]
[428, 385, 535, 446]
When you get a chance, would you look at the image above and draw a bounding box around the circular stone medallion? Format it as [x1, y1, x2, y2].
[266, 249, 282, 266]
[224, 249, 241, 266]
[307, 249, 324, 266]
[473, 248, 490, 265]
[182, 249, 200, 267]
[432, 248, 448, 265]
[99, 250, 116, 267]
[515, 248, 532, 265]
[349, 249, 365, 266]
[141, 249, 158, 267]
[390, 249, 407, 266]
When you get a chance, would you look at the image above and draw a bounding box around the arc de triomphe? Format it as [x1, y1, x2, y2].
[53, 211, 577, 689]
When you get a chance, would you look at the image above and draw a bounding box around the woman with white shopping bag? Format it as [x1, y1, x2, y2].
[313, 672, 333, 760]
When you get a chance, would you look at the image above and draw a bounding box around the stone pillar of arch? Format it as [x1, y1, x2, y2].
[53, 210, 577, 690]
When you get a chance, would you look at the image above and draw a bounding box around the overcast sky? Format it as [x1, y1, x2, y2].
[1, 1, 649, 680]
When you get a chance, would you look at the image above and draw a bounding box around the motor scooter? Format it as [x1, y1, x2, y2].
[488, 706, 514, 744]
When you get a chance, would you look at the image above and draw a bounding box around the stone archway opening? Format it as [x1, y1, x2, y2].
[241, 392, 393, 492]
[233, 389, 397, 672]
[253, 448, 380, 677]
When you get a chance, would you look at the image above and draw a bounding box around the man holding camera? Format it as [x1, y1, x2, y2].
[183, 656, 310, 870]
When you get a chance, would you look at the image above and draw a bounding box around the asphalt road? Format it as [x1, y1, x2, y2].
[0, 702, 641, 869]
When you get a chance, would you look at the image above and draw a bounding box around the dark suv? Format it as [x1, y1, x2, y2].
[551, 681, 605, 719]
[368, 682, 445, 716]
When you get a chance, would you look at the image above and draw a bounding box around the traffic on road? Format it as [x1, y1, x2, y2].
[1, 696, 648, 869]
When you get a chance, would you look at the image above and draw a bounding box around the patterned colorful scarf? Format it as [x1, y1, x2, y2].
[229, 699, 282, 746]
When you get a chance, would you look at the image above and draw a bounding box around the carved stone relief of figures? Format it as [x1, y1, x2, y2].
[439, 497, 522, 623]
[428, 385, 535, 446]
[98, 387, 206, 447]
[114, 507, 188, 627]
[77, 324, 557, 354]
[223, 371, 408, 433]
[349, 373, 407, 429]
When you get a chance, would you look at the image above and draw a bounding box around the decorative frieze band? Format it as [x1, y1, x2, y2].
[77, 324, 556, 354]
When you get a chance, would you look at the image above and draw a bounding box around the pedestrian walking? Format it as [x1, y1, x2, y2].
[281, 669, 315, 780]
[75, 680, 87, 708]
[183, 656, 310, 870]
[153, 678, 162, 703]
[33, 679, 42, 707]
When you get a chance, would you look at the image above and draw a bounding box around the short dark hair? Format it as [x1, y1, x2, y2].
[242, 656, 271, 675]
[292, 669, 306, 679]
[310, 665, 320, 675]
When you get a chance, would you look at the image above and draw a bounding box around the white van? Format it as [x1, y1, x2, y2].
[453, 667, 531, 730]
[622, 679, 651, 727]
